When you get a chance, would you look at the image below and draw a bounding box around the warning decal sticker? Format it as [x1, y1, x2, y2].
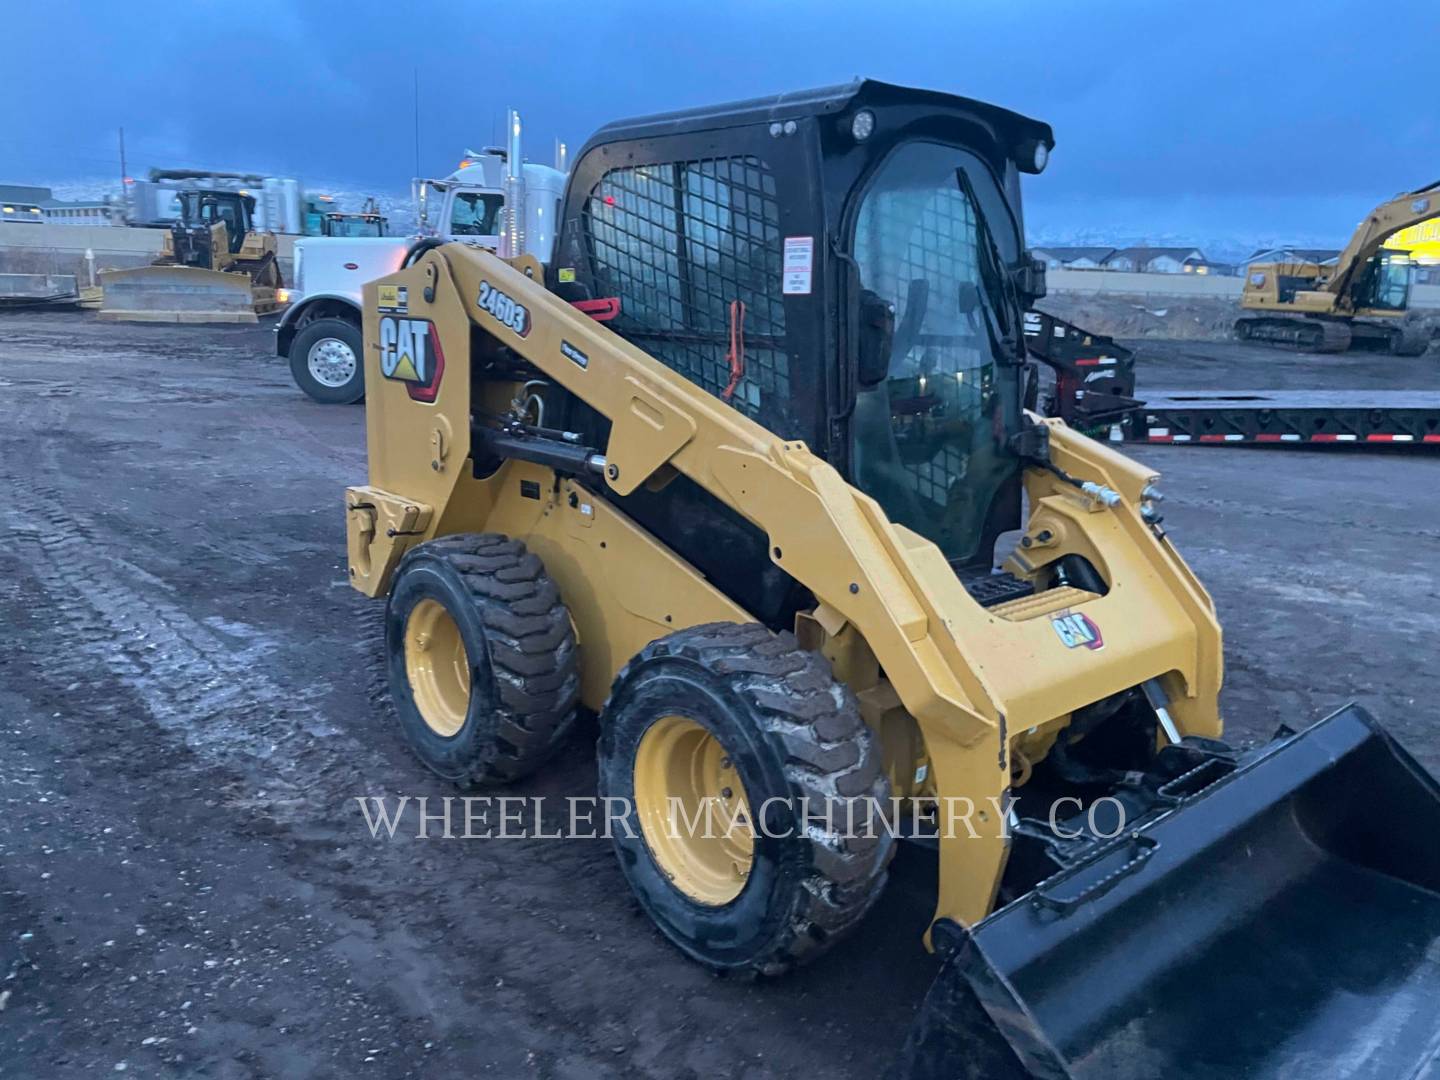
[783, 236, 814, 295]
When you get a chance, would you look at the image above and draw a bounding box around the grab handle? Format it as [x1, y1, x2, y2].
[1031, 833, 1158, 915]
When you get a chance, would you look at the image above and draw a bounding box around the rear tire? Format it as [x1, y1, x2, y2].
[599, 622, 894, 976]
[290, 316, 364, 404]
[385, 534, 580, 787]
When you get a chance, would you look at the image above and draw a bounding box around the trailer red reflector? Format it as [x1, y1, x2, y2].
[1425, 435, 1440, 443]
[1366, 434, 1415, 443]
[1148, 435, 1174, 443]
[1198, 434, 1228, 442]
[1256, 434, 1283, 442]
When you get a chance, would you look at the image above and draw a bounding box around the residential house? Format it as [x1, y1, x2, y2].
[1032, 245, 1115, 270]
[1104, 246, 1210, 274]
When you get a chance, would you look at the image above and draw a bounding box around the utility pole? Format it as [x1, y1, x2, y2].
[412, 68, 421, 181]
[118, 126, 128, 224]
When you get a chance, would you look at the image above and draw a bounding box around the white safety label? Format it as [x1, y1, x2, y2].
[783, 236, 814, 295]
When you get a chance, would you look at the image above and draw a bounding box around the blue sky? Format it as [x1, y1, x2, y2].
[5, 0, 1436, 250]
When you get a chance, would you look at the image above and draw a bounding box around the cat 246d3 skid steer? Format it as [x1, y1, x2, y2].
[345, 82, 1440, 1079]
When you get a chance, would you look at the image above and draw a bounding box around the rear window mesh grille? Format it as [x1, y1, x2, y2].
[582, 157, 789, 426]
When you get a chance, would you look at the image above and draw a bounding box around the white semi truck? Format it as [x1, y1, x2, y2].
[277, 111, 566, 403]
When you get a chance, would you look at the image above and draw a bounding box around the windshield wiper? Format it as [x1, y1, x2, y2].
[956, 169, 1022, 363]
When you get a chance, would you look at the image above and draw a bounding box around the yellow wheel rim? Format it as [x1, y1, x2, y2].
[404, 598, 471, 737]
[634, 715, 754, 905]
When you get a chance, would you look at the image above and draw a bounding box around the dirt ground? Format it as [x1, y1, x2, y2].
[1, 311, 1438, 1078]
[1038, 291, 1440, 345]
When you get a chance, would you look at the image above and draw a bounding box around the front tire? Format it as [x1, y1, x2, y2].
[599, 622, 894, 976]
[386, 534, 581, 786]
[290, 316, 364, 404]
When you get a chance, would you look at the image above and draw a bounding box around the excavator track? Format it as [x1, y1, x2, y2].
[1234, 315, 1352, 352]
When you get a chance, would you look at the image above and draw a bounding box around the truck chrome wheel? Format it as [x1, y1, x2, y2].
[634, 715, 754, 906]
[403, 598, 470, 737]
[307, 337, 358, 388]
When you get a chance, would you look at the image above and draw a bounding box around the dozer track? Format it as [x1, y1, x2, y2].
[1235, 314, 1352, 352]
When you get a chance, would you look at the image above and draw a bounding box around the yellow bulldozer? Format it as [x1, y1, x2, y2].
[99, 189, 285, 323]
[344, 81, 1440, 1078]
[1237, 181, 1438, 354]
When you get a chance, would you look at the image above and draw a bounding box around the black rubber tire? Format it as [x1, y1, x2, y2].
[289, 316, 365, 405]
[386, 534, 580, 787]
[599, 622, 894, 977]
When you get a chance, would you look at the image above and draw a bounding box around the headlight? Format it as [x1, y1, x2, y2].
[1017, 138, 1051, 174]
[851, 110, 876, 142]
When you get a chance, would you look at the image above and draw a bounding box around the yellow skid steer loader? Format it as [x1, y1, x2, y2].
[99, 189, 284, 323]
[344, 81, 1440, 1078]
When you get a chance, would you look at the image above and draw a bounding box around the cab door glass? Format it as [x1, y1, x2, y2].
[848, 141, 1019, 564]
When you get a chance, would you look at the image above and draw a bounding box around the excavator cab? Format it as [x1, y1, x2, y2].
[1352, 248, 1415, 312]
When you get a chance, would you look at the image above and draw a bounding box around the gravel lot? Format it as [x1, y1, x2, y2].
[1, 310, 1437, 1078]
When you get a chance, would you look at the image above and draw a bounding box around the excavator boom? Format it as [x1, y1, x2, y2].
[1326, 179, 1440, 305]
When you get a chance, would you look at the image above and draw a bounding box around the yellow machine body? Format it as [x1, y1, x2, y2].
[346, 245, 1221, 929]
[1238, 182, 1438, 353]
[99, 206, 284, 324]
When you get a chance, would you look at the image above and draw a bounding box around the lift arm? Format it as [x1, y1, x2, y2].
[353, 242, 1222, 928]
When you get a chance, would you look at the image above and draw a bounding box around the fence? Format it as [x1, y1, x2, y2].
[1047, 267, 1440, 308]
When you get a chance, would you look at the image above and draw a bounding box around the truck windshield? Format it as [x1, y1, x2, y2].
[849, 141, 1023, 564]
[450, 191, 506, 236]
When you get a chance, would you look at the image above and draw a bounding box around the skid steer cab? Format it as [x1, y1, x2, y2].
[344, 80, 1440, 1079]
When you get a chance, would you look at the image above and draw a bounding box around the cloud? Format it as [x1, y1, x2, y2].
[6, 0, 1436, 243]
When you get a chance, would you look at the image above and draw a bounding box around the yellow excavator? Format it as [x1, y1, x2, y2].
[344, 81, 1440, 1078]
[1237, 181, 1437, 354]
[99, 190, 285, 323]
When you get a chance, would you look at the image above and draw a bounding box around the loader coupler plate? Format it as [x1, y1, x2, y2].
[97, 266, 266, 324]
[903, 705, 1440, 1079]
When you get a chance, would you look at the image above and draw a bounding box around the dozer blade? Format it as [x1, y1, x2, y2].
[901, 705, 1440, 1080]
[97, 266, 268, 324]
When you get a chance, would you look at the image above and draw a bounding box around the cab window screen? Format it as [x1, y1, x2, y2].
[583, 157, 793, 434]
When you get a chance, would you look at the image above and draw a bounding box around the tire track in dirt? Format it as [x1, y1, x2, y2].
[0, 479, 361, 818]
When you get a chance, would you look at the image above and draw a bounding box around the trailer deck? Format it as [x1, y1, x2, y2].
[1131, 389, 1440, 445]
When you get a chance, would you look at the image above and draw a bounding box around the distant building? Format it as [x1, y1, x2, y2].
[0, 183, 117, 225]
[0, 183, 49, 224]
[42, 196, 115, 225]
[1032, 245, 1115, 270]
[1104, 246, 1210, 274]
